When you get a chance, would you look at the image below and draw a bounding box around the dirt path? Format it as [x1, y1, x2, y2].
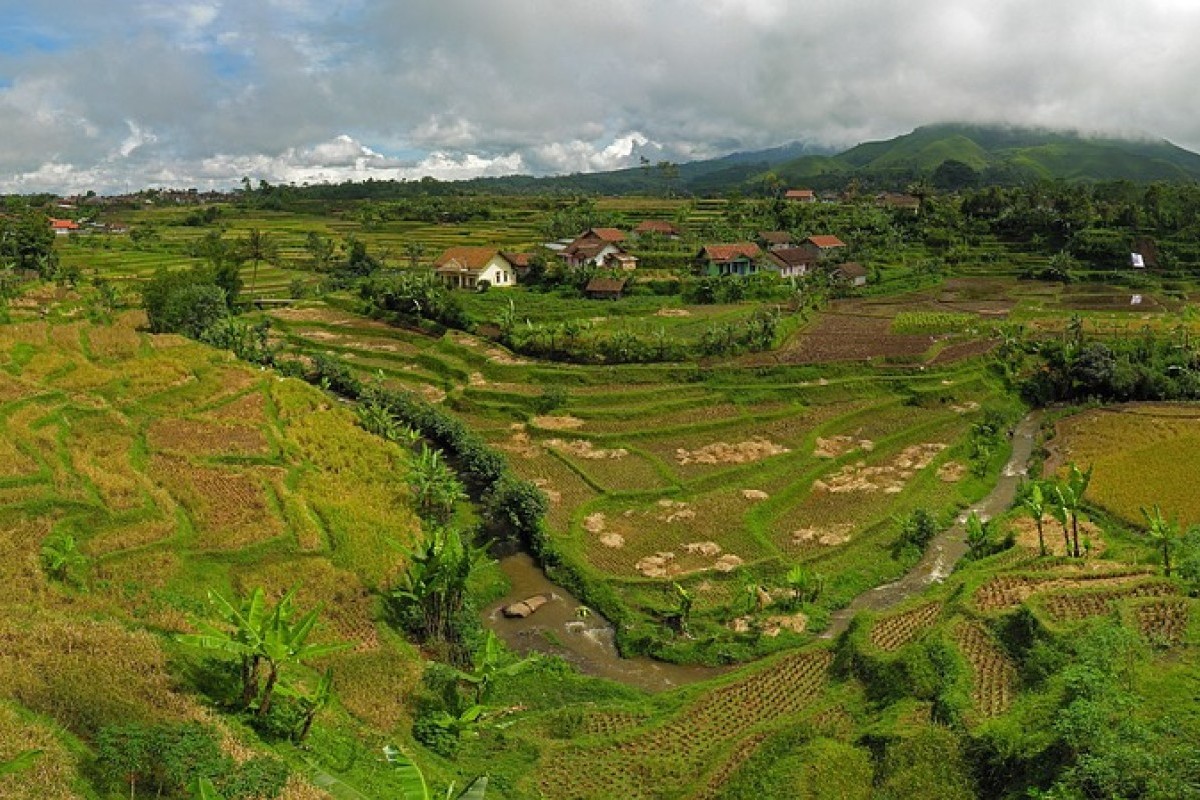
[819, 409, 1042, 638]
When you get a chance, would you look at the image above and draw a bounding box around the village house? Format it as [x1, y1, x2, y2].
[562, 227, 637, 270]
[49, 218, 80, 236]
[784, 188, 816, 203]
[757, 231, 793, 251]
[695, 243, 763, 277]
[875, 192, 922, 213]
[584, 276, 628, 300]
[633, 219, 682, 239]
[499, 251, 537, 281]
[765, 247, 818, 278]
[802, 235, 848, 260]
[833, 262, 868, 287]
[433, 247, 518, 290]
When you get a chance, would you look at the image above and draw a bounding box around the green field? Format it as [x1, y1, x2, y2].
[6, 192, 1200, 799]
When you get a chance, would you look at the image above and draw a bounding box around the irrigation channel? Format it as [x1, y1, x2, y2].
[484, 411, 1043, 692]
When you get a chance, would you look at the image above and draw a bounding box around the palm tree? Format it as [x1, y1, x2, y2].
[1141, 505, 1181, 577]
[1052, 464, 1093, 558]
[241, 228, 278, 298]
[1020, 481, 1050, 556]
[1046, 489, 1072, 556]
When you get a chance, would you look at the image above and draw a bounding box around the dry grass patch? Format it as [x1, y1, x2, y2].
[937, 460, 967, 482]
[235, 560, 381, 652]
[0, 703, 80, 800]
[147, 417, 270, 457]
[84, 324, 142, 361]
[150, 455, 285, 550]
[675, 438, 789, 466]
[201, 389, 269, 425]
[85, 518, 178, 557]
[814, 435, 874, 459]
[546, 439, 627, 460]
[813, 442, 947, 495]
[532, 415, 584, 431]
[0, 610, 197, 736]
[791, 524, 854, 548]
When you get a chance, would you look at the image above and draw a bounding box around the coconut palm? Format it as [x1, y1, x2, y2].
[241, 228, 278, 298]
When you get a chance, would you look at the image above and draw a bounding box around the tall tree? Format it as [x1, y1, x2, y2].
[241, 229, 279, 297]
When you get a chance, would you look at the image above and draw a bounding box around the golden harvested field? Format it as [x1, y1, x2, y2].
[0, 314, 425, 782]
[1046, 404, 1200, 524]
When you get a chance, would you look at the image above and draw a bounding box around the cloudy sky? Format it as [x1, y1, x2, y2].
[1, 0, 1197, 193]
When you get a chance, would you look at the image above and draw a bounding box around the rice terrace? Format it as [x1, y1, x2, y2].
[6, 131, 1200, 799]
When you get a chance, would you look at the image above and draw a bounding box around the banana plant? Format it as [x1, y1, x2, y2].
[191, 777, 225, 800]
[1020, 481, 1049, 556]
[383, 745, 487, 800]
[1141, 504, 1181, 577]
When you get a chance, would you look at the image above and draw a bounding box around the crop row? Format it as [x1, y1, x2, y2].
[870, 602, 943, 652]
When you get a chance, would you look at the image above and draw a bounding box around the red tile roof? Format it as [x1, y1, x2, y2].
[49, 218, 79, 230]
[589, 227, 626, 243]
[806, 235, 846, 249]
[701, 243, 762, 262]
[784, 189, 815, 199]
[499, 251, 533, 267]
[634, 220, 680, 236]
[434, 246, 500, 272]
[766, 247, 817, 268]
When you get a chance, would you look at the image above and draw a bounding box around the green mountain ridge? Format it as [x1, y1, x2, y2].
[776, 123, 1200, 187]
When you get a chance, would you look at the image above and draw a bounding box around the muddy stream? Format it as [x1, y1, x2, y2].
[484, 411, 1042, 691]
